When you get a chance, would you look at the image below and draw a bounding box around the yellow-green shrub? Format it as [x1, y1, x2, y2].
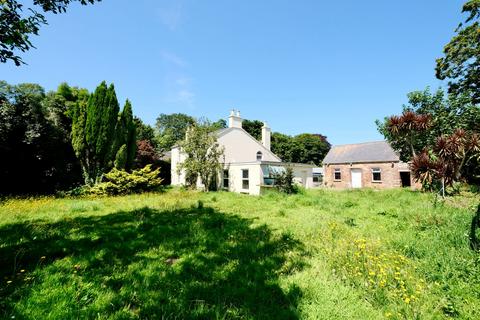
[89, 165, 163, 195]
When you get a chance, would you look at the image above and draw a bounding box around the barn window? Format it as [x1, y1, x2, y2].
[256, 151, 263, 161]
[372, 168, 382, 182]
[242, 169, 249, 189]
[334, 168, 341, 181]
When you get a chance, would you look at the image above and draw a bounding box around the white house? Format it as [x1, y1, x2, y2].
[171, 110, 315, 195]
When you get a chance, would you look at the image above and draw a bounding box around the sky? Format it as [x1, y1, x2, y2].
[1, 0, 466, 145]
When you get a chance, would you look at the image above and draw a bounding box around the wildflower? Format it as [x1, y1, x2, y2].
[7, 280, 12, 284]
[404, 297, 411, 304]
[20, 269, 25, 273]
[385, 312, 393, 318]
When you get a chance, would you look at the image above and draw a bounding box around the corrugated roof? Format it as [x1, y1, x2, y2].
[323, 141, 399, 164]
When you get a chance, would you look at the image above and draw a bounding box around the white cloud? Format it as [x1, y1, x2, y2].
[161, 50, 187, 67]
[163, 75, 195, 108]
[157, 0, 184, 31]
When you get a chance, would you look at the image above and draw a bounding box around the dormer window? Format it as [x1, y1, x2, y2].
[256, 151, 263, 161]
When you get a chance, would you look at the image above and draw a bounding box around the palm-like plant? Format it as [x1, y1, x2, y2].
[386, 111, 432, 157]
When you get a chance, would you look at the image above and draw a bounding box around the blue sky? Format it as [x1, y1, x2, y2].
[1, 0, 465, 145]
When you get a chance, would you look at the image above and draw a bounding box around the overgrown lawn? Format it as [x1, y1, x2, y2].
[0, 189, 479, 319]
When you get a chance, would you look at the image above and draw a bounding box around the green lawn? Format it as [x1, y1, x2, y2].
[1, 189, 479, 319]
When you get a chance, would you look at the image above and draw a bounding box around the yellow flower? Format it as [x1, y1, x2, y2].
[404, 297, 411, 304]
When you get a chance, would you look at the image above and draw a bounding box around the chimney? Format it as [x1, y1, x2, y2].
[228, 109, 243, 128]
[262, 122, 271, 150]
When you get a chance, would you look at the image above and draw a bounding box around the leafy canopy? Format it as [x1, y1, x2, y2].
[177, 121, 224, 191]
[436, 0, 480, 103]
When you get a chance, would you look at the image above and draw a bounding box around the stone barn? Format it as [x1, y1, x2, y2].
[323, 141, 416, 189]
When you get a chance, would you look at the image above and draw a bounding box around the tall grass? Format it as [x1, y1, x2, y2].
[0, 188, 479, 319]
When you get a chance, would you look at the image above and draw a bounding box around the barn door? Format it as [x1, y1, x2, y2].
[351, 169, 362, 188]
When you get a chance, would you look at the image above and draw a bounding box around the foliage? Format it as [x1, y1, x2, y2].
[436, 0, 480, 104]
[155, 113, 195, 153]
[0, 81, 83, 194]
[88, 165, 163, 195]
[0, 0, 99, 66]
[1, 189, 479, 318]
[134, 139, 171, 184]
[242, 119, 264, 140]
[271, 132, 331, 165]
[377, 88, 480, 161]
[134, 140, 159, 168]
[133, 116, 158, 149]
[273, 167, 297, 194]
[178, 121, 225, 191]
[113, 100, 136, 171]
[71, 81, 135, 185]
[210, 118, 227, 130]
[411, 129, 480, 189]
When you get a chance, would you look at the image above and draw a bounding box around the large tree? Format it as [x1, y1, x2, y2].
[436, 0, 480, 104]
[271, 132, 331, 166]
[155, 113, 195, 152]
[0, 81, 84, 193]
[113, 100, 136, 171]
[377, 88, 480, 161]
[178, 121, 224, 191]
[71, 81, 125, 185]
[1, 0, 100, 66]
[242, 119, 264, 140]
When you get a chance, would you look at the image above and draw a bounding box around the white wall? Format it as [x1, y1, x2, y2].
[218, 128, 281, 163]
[225, 163, 263, 195]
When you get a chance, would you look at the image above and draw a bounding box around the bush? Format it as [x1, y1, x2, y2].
[273, 167, 298, 194]
[89, 165, 163, 195]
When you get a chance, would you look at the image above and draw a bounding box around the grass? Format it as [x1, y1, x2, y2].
[0, 188, 479, 319]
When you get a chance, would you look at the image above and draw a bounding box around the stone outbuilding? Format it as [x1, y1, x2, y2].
[323, 141, 416, 189]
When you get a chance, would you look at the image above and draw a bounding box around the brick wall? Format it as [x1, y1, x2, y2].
[323, 162, 406, 189]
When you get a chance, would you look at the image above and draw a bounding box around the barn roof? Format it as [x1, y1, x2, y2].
[323, 141, 400, 164]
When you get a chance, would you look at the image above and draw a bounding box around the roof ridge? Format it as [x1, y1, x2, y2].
[331, 140, 388, 148]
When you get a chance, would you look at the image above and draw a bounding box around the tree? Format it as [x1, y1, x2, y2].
[134, 117, 158, 148]
[113, 100, 136, 171]
[178, 121, 224, 191]
[436, 0, 480, 104]
[155, 113, 195, 152]
[271, 132, 293, 162]
[0, 81, 84, 193]
[211, 118, 227, 130]
[1, 0, 100, 66]
[411, 129, 480, 190]
[242, 119, 263, 140]
[71, 81, 121, 185]
[290, 134, 331, 166]
[135, 140, 159, 169]
[377, 88, 480, 183]
[271, 132, 331, 165]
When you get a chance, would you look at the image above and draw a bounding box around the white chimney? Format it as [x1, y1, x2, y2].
[262, 122, 271, 150]
[228, 109, 243, 128]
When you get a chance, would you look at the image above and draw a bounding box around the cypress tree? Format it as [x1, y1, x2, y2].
[113, 99, 136, 171]
[72, 81, 120, 185]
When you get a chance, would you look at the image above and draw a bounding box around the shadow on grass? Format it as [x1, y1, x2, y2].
[0, 206, 304, 319]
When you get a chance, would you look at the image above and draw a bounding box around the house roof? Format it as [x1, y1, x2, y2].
[323, 141, 400, 164]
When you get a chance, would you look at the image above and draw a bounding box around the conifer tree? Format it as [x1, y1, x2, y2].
[72, 81, 120, 185]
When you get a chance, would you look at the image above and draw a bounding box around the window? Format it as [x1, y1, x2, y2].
[313, 174, 322, 183]
[242, 169, 249, 189]
[256, 151, 263, 161]
[372, 168, 382, 182]
[223, 170, 229, 189]
[334, 168, 341, 181]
